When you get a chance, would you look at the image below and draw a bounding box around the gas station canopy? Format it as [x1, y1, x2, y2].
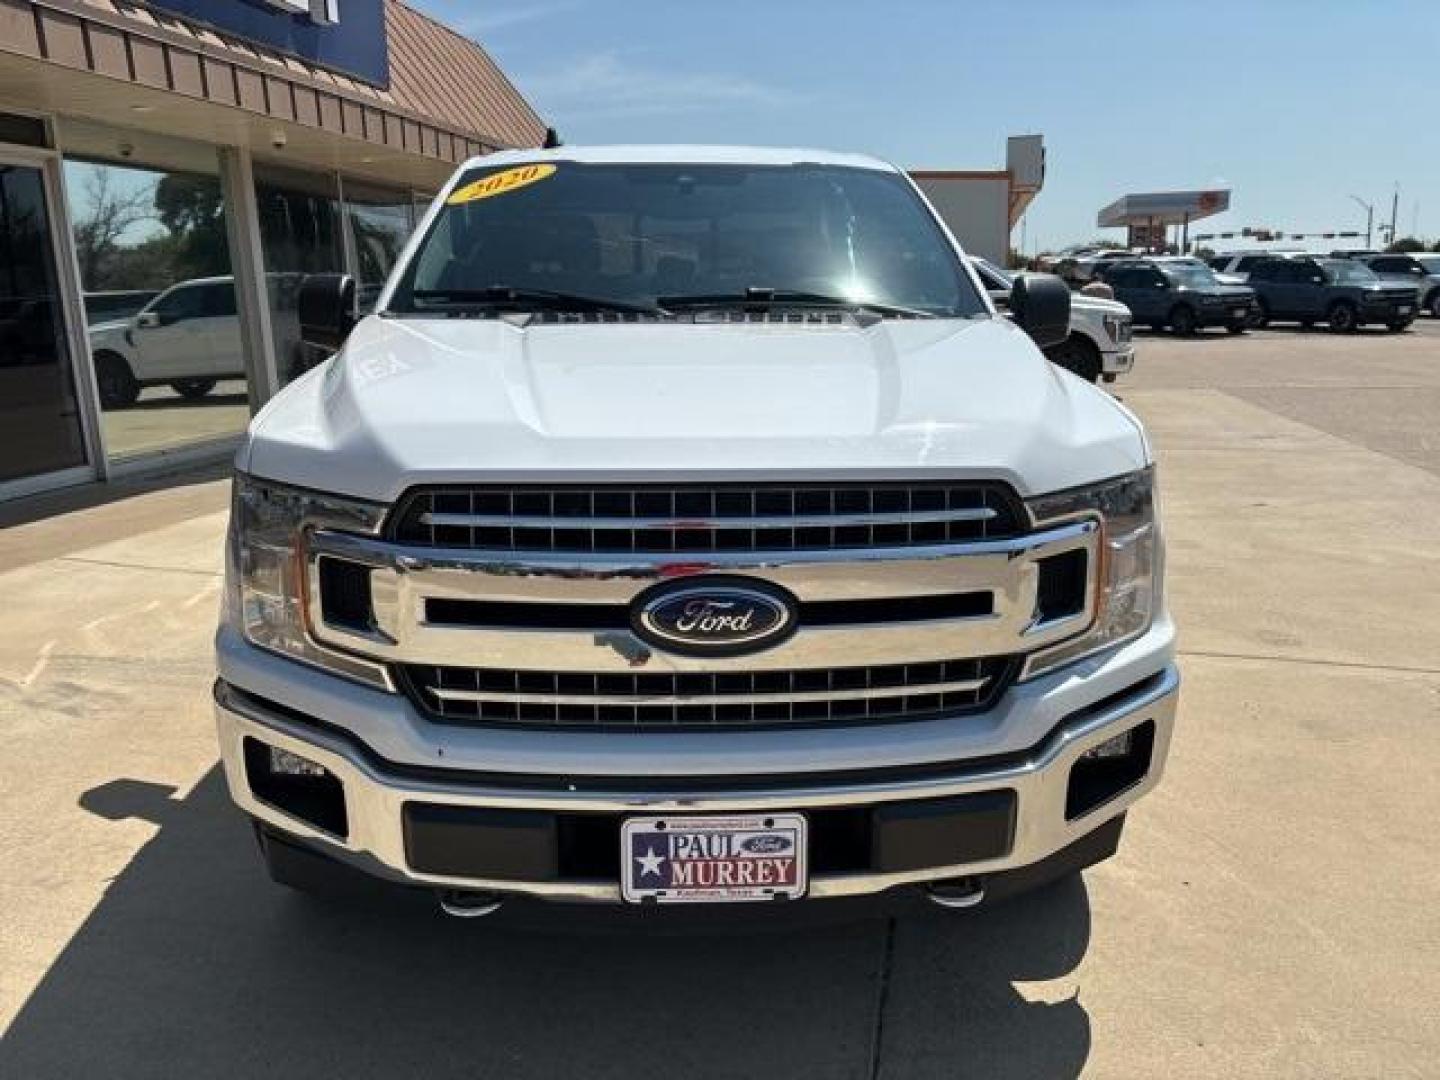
[1097, 189, 1231, 250]
[1097, 190, 1232, 228]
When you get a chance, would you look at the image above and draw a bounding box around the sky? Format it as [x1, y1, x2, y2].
[412, 0, 1438, 254]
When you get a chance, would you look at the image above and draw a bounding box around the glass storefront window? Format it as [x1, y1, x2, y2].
[253, 163, 344, 383]
[342, 180, 415, 314]
[63, 147, 252, 462]
[0, 160, 87, 484]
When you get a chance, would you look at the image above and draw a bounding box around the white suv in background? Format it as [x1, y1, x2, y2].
[970, 257, 1134, 383]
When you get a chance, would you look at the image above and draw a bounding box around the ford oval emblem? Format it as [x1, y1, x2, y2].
[632, 578, 797, 656]
[741, 834, 793, 855]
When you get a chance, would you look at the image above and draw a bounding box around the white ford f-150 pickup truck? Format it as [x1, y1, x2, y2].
[215, 145, 1178, 919]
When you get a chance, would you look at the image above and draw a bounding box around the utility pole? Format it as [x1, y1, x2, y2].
[1349, 195, 1374, 248]
[1389, 184, 1399, 249]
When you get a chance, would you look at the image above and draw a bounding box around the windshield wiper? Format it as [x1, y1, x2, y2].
[411, 286, 669, 317]
[656, 288, 938, 319]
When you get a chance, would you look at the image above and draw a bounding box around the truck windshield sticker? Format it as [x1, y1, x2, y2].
[447, 164, 557, 205]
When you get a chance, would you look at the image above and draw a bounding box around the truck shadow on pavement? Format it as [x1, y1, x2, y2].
[4, 770, 1092, 1079]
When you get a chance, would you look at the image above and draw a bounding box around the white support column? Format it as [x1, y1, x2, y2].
[219, 145, 279, 408]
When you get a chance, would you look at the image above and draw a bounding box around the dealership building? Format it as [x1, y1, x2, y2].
[0, 0, 545, 500]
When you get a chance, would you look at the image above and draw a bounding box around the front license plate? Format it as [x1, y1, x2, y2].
[1232, 307, 1248, 319]
[621, 813, 807, 903]
[1397, 306, 1412, 315]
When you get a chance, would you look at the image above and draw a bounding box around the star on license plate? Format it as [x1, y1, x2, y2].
[621, 814, 807, 903]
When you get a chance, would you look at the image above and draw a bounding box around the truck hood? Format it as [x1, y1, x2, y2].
[1070, 294, 1129, 317]
[243, 314, 1149, 502]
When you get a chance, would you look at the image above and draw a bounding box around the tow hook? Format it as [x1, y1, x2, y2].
[925, 877, 986, 910]
[437, 890, 504, 918]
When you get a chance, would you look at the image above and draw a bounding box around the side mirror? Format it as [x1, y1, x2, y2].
[988, 288, 1011, 310]
[298, 273, 356, 352]
[135, 310, 160, 329]
[1009, 272, 1070, 350]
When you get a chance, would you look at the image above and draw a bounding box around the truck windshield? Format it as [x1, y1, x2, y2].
[387, 161, 983, 318]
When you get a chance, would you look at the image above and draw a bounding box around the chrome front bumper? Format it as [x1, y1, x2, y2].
[216, 664, 1179, 903]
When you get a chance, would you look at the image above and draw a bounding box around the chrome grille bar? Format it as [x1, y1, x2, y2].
[429, 675, 991, 707]
[391, 481, 1026, 554]
[401, 657, 1015, 729]
[418, 507, 998, 531]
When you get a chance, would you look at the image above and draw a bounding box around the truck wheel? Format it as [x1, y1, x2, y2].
[1045, 335, 1102, 383]
[1168, 305, 1197, 336]
[1247, 300, 1269, 329]
[1427, 291, 1440, 319]
[170, 378, 217, 400]
[94, 351, 140, 409]
[1327, 302, 1357, 333]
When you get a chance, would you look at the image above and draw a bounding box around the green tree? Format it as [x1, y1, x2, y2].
[1385, 236, 1426, 253]
[71, 168, 153, 290]
[154, 174, 231, 280]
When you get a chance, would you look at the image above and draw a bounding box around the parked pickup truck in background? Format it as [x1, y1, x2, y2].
[215, 146, 1178, 920]
[1246, 257, 1417, 332]
[969, 255, 1135, 383]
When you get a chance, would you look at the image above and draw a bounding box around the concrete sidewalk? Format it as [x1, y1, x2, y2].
[1, 327, 1437, 1078]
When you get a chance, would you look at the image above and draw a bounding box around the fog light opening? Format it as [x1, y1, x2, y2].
[243, 737, 349, 839]
[268, 745, 329, 777]
[1065, 720, 1155, 821]
[1082, 730, 1134, 761]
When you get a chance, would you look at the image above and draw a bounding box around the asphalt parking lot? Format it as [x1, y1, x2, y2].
[1, 322, 1437, 1079]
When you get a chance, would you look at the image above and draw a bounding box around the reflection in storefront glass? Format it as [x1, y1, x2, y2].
[344, 181, 415, 314]
[254, 163, 343, 384]
[63, 155, 251, 461]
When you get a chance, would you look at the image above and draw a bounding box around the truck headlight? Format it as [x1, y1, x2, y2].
[1022, 468, 1161, 678]
[226, 474, 391, 688]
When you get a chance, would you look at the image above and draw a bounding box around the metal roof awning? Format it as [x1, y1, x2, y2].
[1097, 190, 1231, 228]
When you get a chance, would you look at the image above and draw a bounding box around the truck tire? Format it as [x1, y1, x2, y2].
[1045, 335, 1102, 383]
[1426, 291, 1440, 319]
[170, 378, 217, 400]
[1168, 305, 1197, 336]
[94, 351, 140, 409]
[1327, 301, 1357, 333]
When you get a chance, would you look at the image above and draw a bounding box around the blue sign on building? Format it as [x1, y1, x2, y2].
[151, 1, 389, 88]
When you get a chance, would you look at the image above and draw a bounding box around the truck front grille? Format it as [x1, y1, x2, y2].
[399, 656, 1017, 730]
[388, 482, 1026, 553]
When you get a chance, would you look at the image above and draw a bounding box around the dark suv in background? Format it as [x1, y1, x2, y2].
[1096, 258, 1254, 335]
[1360, 253, 1440, 319]
[1246, 257, 1417, 332]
